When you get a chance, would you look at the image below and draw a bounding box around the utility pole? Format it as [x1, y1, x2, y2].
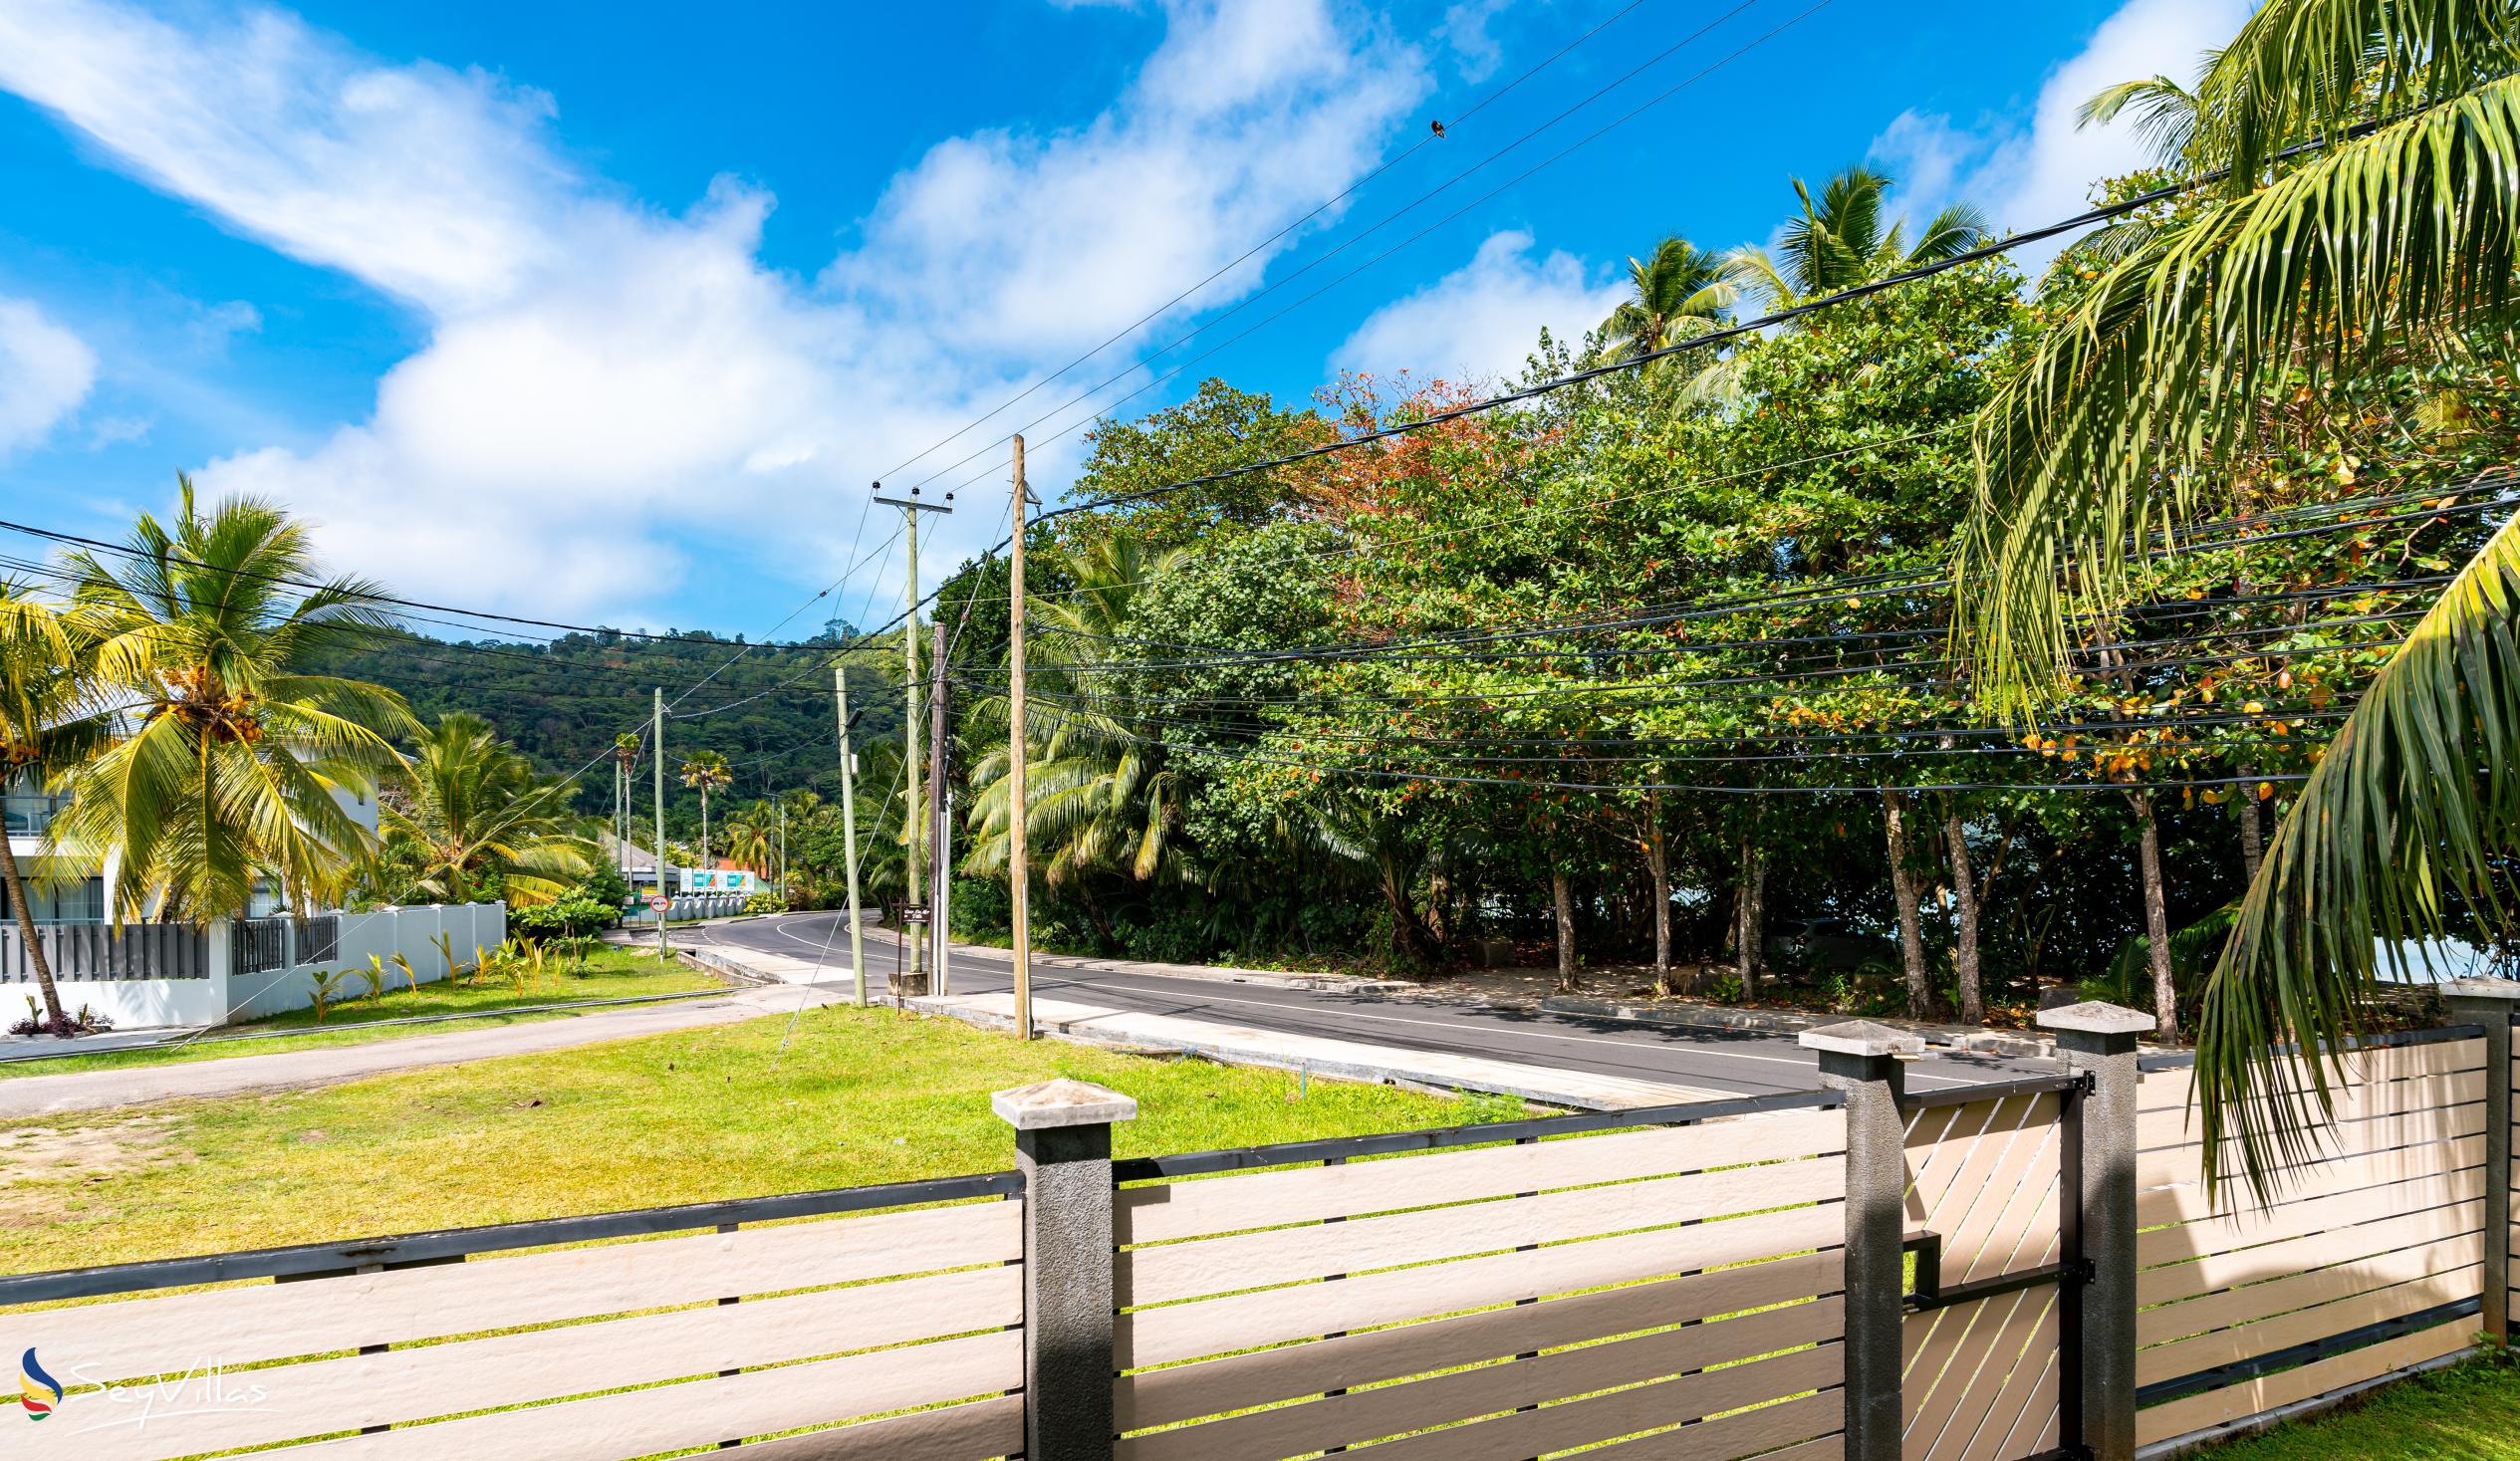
[873, 482, 952, 989]
[652, 688, 668, 965]
[776, 800, 787, 906]
[835, 665, 870, 1006]
[1008, 435, 1034, 1041]
[930, 619, 951, 997]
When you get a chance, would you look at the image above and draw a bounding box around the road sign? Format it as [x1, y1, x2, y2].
[645, 894, 672, 912]
[897, 902, 930, 926]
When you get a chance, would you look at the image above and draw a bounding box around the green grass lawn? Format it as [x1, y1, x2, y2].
[0, 998, 1466, 1275]
[2197, 1355, 2520, 1458]
[0, 946, 724, 1078]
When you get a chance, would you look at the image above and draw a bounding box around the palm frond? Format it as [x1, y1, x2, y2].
[2195, 509, 2520, 1201]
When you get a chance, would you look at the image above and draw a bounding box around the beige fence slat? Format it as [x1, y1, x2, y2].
[2136, 1262, 2481, 1388]
[2137, 1068, 2484, 1147]
[2137, 1041, 2483, 1116]
[1948, 1127, 2060, 1287]
[2135, 1319, 2473, 1448]
[1115, 1298, 1837, 1461]
[1568, 1390, 1844, 1461]
[1903, 1289, 2056, 1461]
[1119, 1158, 1839, 1307]
[29, 1199, 1020, 1381]
[1118, 1203, 1841, 1370]
[1339, 1342, 1841, 1461]
[1983, 1339, 2064, 1461]
[2140, 1232, 2483, 1348]
[2136, 1101, 2486, 1189]
[1117, 1253, 1842, 1432]
[2138, 1169, 2482, 1266]
[1118, 1107, 1844, 1245]
[2140, 1203, 2482, 1310]
[284, 1327, 1020, 1460]
[1904, 1097, 2045, 1240]
[67, 1264, 1020, 1461]
[658, 1392, 1021, 1461]
[2136, 1139, 2484, 1228]
[1950, 1296, 2060, 1461]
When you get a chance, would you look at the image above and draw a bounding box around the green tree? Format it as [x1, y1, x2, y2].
[378, 713, 591, 905]
[1952, 0, 2520, 1192]
[0, 584, 112, 1029]
[1725, 166, 1989, 306]
[52, 479, 412, 924]
[1599, 236, 1736, 365]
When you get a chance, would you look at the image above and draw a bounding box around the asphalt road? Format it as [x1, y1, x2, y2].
[700, 912, 2034, 1098]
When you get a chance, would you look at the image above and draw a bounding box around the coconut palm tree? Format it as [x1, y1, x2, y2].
[51, 479, 412, 925]
[1726, 165, 1990, 307]
[679, 750, 733, 869]
[962, 535, 1191, 937]
[720, 800, 777, 878]
[0, 584, 113, 1030]
[379, 713, 591, 905]
[1949, 0, 2520, 1195]
[1599, 236, 1736, 365]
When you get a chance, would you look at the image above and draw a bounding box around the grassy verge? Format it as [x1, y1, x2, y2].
[2194, 1354, 2520, 1458]
[0, 947, 723, 1078]
[0, 998, 1465, 1274]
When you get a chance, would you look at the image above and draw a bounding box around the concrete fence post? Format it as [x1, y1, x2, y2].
[1800, 1020, 1922, 1461]
[993, 1079, 1137, 1461]
[2040, 1000, 2153, 1461]
[2444, 977, 2520, 1343]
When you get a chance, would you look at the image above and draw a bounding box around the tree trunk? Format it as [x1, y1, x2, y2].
[1942, 809, 1983, 1026]
[2236, 766, 2265, 885]
[1425, 842, 1453, 949]
[1733, 837, 1765, 998]
[0, 832, 64, 1030]
[1886, 792, 1931, 1019]
[2129, 791, 2179, 1043]
[700, 789, 711, 870]
[1551, 868, 1579, 994]
[1648, 800, 1673, 997]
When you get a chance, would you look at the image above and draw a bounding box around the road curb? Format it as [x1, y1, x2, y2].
[1538, 994, 2053, 1058]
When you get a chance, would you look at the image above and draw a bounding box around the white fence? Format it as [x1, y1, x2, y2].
[32, 904, 506, 1030]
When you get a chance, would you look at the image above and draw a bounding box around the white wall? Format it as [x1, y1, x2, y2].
[46, 903, 507, 1030]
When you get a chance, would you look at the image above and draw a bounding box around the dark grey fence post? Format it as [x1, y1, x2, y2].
[993, 1078, 1137, 1461]
[1801, 1020, 1922, 1461]
[2445, 978, 2519, 1343]
[2040, 1000, 2151, 1461]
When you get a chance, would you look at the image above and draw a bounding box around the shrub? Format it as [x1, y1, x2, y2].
[742, 891, 788, 916]
[9, 998, 114, 1038]
[509, 895, 618, 941]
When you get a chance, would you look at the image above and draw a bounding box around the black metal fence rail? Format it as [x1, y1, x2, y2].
[0, 1167, 1023, 1308]
[0, 921, 208, 982]
[292, 912, 341, 965]
[2136, 1019, 2490, 1074]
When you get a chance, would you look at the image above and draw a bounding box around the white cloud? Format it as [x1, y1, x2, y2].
[1869, 0, 2251, 267]
[0, 0, 1425, 620]
[1438, 0, 1514, 85]
[1333, 229, 1623, 384]
[0, 296, 97, 455]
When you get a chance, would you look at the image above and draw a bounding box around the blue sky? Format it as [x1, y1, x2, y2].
[0, 0, 2248, 638]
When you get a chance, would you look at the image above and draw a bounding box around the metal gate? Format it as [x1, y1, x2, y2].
[1899, 1074, 2088, 1461]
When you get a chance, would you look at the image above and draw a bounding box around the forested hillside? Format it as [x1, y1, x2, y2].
[312, 628, 907, 829]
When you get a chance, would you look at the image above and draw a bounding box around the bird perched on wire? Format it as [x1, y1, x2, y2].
[1428, 119, 1446, 138]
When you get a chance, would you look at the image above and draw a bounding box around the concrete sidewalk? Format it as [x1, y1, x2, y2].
[914, 991, 1726, 1110]
[0, 985, 841, 1120]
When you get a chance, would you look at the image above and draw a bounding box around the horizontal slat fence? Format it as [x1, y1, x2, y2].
[2132, 1033, 2490, 1452]
[1900, 1091, 2067, 1461]
[1110, 1099, 1850, 1461]
[2, 1181, 1025, 1461]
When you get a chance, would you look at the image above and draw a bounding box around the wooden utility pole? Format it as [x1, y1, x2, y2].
[1009, 435, 1034, 1040]
[652, 688, 668, 965]
[874, 484, 952, 989]
[836, 666, 869, 1006]
[929, 619, 951, 997]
